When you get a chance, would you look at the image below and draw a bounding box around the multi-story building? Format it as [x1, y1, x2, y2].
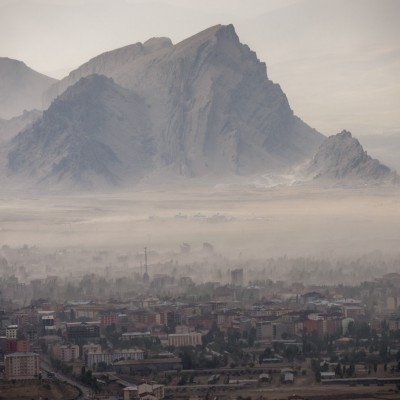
[42, 315, 56, 334]
[86, 348, 144, 369]
[5, 352, 40, 380]
[82, 343, 102, 355]
[231, 269, 244, 286]
[256, 321, 274, 341]
[6, 325, 18, 339]
[5, 339, 29, 354]
[100, 313, 118, 327]
[53, 344, 80, 362]
[123, 383, 165, 400]
[66, 322, 100, 340]
[167, 332, 202, 347]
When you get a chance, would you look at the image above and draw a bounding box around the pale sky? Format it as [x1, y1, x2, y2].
[1, 0, 399, 140]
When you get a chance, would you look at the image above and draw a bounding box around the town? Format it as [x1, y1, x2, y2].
[1, 245, 400, 400]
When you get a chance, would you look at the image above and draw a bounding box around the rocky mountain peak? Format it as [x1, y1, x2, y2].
[305, 130, 398, 184]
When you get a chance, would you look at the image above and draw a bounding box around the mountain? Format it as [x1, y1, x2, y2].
[4, 24, 316, 190]
[7, 75, 152, 190]
[0, 58, 57, 119]
[0, 110, 42, 144]
[304, 130, 399, 184]
[43, 37, 173, 106]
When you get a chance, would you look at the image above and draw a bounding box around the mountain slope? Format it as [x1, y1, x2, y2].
[0, 110, 42, 144]
[305, 130, 399, 184]
[7, 75, 152, 190]
[42, 24, 323, 183]
[0, 58, 57, 119]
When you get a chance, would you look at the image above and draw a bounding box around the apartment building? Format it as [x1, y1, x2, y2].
[5, 352, 40, 380]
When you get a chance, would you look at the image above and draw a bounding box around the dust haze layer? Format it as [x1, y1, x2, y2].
[0, 186, 399, 261]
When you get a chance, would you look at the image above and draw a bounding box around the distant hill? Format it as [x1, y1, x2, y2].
[304, 130, 399, 184]
[0, 110, 42, 144]
[7, 75, 151, 190]
[0, 58, 57, 119]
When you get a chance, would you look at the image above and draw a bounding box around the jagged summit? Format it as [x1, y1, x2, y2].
[305, 130, 398, 184]
[174, 24, 238, 48]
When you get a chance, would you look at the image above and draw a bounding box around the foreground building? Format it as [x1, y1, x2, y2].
[5, 352, 40, 380]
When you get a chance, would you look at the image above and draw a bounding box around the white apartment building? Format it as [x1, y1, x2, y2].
[167, 332, 202, 347]
[86, 348, 144, 369]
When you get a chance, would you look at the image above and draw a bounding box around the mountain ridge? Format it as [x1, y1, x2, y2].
[4, 25, 394, 191]
[0, 57, 57, 119]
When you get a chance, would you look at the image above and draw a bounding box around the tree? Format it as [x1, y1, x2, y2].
[334, 363, 342, 377]
[248, 327, 256, 347]
[347, 363, 355, 377]
[181, 349, 193, 370]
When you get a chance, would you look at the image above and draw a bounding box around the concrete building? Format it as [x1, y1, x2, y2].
[256, 321, 273, 341]
[231, 269, 244, 286]
[66, 322, 100, 340]
[5, 352, 40, 380]
[113, 358, 182, 374]
[139, 383, 165, 399]
[123, 383, 165, 400]
[100, 313, 118, 327]
[42, 315, 56, 334]
[5, 339, 29, 354]
[53, 344, 80, 362]
[82, 343, 102, 355]
[123, 386, 138, 400]
[6, 325, 18, 339]
[167, 332, 202, 347]
[86, 348, 144, 369]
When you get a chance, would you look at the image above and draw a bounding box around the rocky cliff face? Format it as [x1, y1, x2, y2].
[5, 25, 324, 190]
[305, 130, 399, 184]
[0, 58, 57, 119]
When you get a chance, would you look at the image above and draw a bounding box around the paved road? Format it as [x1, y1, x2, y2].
[40, 355, 91, 399]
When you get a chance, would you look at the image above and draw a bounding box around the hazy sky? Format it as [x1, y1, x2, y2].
[1, 0, 399, 139]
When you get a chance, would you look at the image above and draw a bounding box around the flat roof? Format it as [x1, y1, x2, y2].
[5, 352, 39, 357]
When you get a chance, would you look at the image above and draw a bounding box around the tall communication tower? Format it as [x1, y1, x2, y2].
[143, 247, 149, 283]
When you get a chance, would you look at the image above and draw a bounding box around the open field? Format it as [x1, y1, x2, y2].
[0, 380, 80, 400]
[226, 384, 400, 400]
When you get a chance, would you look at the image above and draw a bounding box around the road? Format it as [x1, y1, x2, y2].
[40, 355, 92, 399]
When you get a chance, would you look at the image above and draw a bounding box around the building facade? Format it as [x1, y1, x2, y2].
[167, 332, 202, 347]
[86, 348, 144, 369]
[53, 344, 80, 362]
[5, 352, 40, 380]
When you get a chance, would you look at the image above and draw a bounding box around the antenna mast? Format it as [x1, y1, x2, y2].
[144, 247, 148, 275]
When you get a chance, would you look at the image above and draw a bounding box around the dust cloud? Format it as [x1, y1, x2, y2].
[1, 185, 399, 259]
